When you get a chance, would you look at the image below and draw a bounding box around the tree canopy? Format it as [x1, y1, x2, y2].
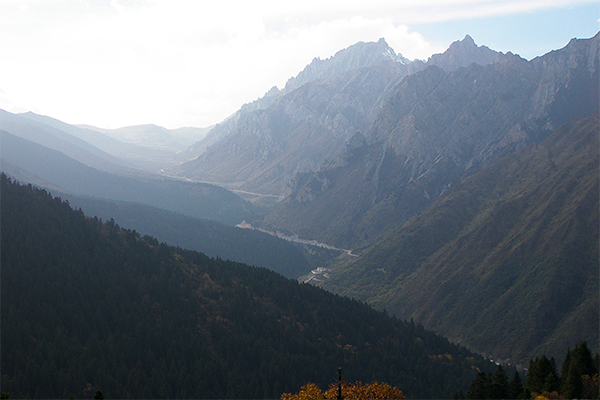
[1, 174, 497, 398]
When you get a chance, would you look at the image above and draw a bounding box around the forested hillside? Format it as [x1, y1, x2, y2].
[465, 341, 599, 399]
[1, 174, 498, 399]
[60, 193, 314, 278]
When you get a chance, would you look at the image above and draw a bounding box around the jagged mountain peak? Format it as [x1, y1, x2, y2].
[283, 38, 409, 94]
[261, 31, 599, 251]
[459, 34, 475, 45]
[446, 34, 482, 52]
[237, 38, 410, 117]
[427, 34, 499, 71]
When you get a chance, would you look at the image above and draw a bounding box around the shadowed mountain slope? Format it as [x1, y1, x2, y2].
[61, 193, 313, 278]
[318, 114, 600, 364]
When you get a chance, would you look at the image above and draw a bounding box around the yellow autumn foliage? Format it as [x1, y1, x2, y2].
[531, 390, 563, 399]
[282, 381, 404, 400]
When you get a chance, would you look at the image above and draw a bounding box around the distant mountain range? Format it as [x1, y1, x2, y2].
[174, 35, 504, 198]
[0, 109, 134, 174]
[173, 32, 599, 364]
[0, 127, 326, 277]
[260, 32, 599, 251]
[3, 110, 210, 172]
[0, 129, 254, 225]
[1, 30, 598, 371]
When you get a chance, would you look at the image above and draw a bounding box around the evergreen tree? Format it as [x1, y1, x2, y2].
[560, 348, 572, 387]
[563, 363, 584, 400]
[526, 358, 540, 393]
[467, 371, 491, 399]
[490, 365, 509, 399]
[508, 370, 523, 399]
[526, 355, 559, 394]
[547, 357, 561, 392]
[571, 341, 596, 376]
[561, 341, 597, 399]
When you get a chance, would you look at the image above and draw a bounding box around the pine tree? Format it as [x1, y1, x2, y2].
[526, 355, 559, 394]
[572, 341, 596, 376]
[508, 371, 524, 399]
[563, 362, 584, 400]
[544, 358, 561, 393]
[467, 371, 491, 399]
[561, 341, 596, 399]
[490, 365, 509, 399]
[560, 348, 572, 388]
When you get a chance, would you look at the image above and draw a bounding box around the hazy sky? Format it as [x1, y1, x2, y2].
[1, 0, 598, 129]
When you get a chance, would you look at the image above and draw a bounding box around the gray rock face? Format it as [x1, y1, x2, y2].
[177, 35, 502, 197]
[427, 34, 499, 71]
[283, 38, 410, 94]
[176, 39, 416, 195]
[179, 62, 412, 195]
[263, 33, 599, 249]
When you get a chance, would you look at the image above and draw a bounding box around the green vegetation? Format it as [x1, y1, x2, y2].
[1, 173, 497, 398]
[61, 194, 313, 278]
[465, 341, 599, 399]
[319, 115, 599, 364]
[464, 365, 519, 399]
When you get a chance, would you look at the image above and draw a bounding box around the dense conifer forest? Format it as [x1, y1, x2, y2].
[1, 174, 498, 399]
[462, 341, 599, 399]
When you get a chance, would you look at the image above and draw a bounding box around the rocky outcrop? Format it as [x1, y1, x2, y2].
[283, 38, 411, 94]
[261, 33, 599, 250]
[176, 39, 417, 195]
[427, 34, 499, 71]
[177, 36, 506, 196]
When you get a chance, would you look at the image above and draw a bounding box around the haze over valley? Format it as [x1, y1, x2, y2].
[1, 20, 599, 399]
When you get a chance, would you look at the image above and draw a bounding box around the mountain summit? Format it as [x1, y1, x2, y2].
[176, 36, 503, 197]
[237, 38, 411, 116]
[176, 38, 419, 196]
[260, 33, 599, 250]
[283, 38, 411, 94]
[427, 34, 499, 71]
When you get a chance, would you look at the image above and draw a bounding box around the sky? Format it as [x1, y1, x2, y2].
[1, 0, 598, 129]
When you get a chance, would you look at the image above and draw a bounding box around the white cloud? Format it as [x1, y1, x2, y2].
[0, 0, 597, 128]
